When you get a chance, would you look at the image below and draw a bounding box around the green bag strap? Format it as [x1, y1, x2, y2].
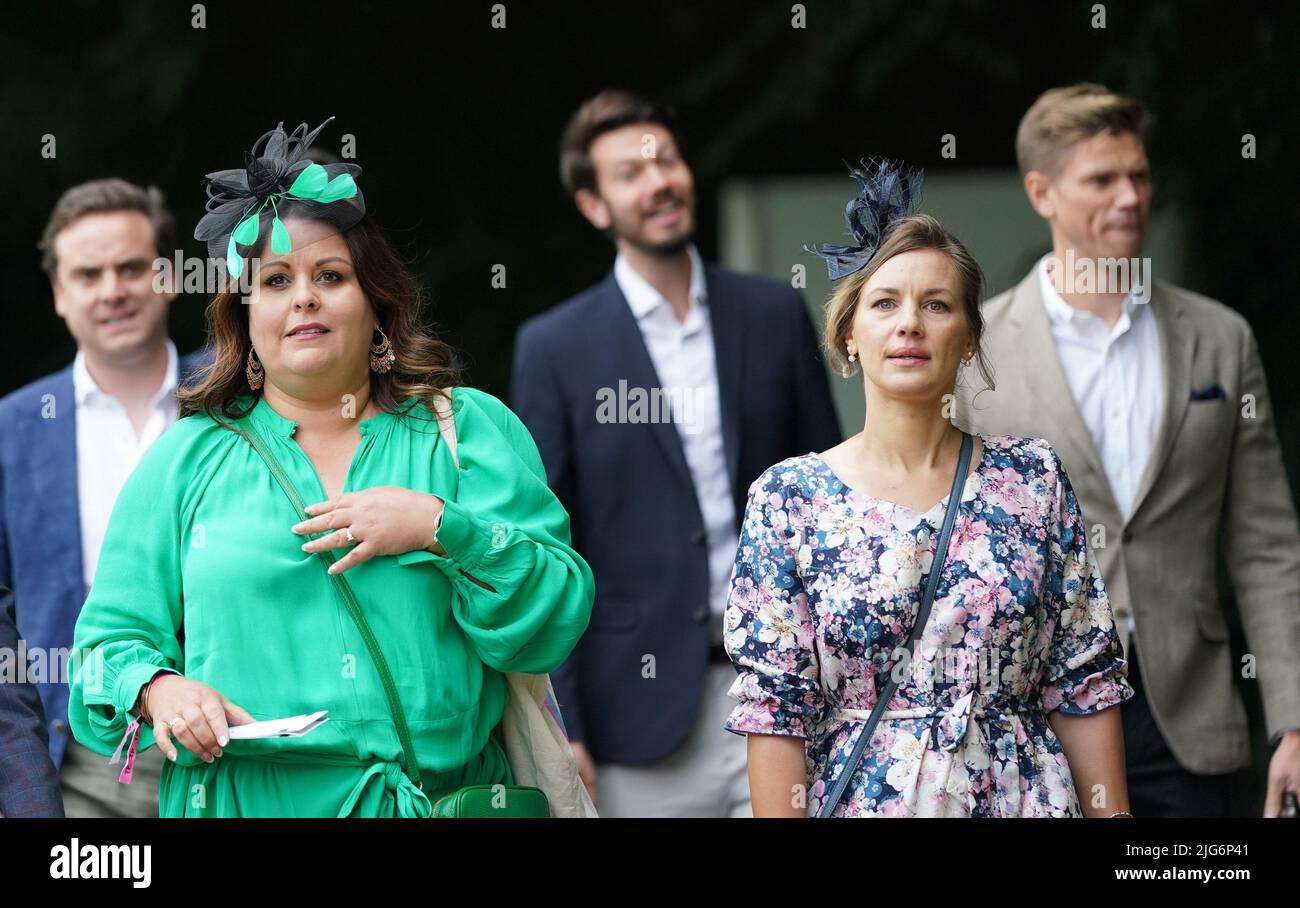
[237, 416, 424, 791]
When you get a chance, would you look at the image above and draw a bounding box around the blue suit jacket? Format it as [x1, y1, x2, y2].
[0, 348, 209, 769]
[510, 265, 841, 764]
[0, 584, 63, 816]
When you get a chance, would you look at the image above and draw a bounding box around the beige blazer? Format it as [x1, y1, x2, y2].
[954, 269, 1300, 774]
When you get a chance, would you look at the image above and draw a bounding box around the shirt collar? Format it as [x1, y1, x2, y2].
[614, 244, 708, 320]
[73, 339, 180, 408]
[245, 392, 407, 440]
[1037, 254, 1144, 329]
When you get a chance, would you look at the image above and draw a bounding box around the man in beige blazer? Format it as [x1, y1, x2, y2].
[954, 84, 1300, 817]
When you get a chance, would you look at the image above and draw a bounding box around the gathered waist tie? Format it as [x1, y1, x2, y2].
[338, 760, 433, 818]
[160, 736, 508, 817]
[832, 690, 1019, 753]
[830, 691, 1026, 816]
[166, 749, 435, 818]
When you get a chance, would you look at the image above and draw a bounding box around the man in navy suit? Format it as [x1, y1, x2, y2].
[0, 179, 209, 817]
[511, 91, 841, 816]
[0, 585, 64, 817]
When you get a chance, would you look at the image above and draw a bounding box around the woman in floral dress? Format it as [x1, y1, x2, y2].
[724, 180, 1133, 817]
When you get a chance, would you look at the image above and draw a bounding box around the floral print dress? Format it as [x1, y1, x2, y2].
[723, 434, 1133, 817]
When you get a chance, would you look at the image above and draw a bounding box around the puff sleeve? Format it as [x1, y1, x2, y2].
[723, 469, 823, 739]
[396, 389, 594, 675]
[68, 426, 190, 757]
[1035, 456, 1135, 715]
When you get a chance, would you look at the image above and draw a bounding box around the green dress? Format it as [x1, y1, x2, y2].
[68, 387, 594, 817]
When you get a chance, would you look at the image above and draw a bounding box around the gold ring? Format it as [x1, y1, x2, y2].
[344, 527, 356, 544]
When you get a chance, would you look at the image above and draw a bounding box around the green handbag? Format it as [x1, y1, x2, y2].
[238, 415, 549, 818]
[431, 784, 550, 818]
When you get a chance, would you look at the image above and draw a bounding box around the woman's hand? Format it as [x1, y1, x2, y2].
[143, 674, 256, 763]
[293, 486, 446, 575]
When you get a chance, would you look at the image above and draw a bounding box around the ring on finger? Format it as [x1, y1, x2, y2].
[345, 526, 356, 545]
[168, 716, 185, 729]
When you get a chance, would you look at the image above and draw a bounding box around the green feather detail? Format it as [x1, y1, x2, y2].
[314, 173, 357, 203]
[226, 235, 243, 278]
[232, 213, 260, 246]
[288, 163, 328, 198]
[271, 216, 291, 255]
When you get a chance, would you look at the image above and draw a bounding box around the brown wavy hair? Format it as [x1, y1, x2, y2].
[178, 214, 461, 430]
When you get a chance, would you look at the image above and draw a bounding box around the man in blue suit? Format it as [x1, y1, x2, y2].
[0, 179, 209, 817]
[511, 91, 841, 816]
[0, 584, 64, 817]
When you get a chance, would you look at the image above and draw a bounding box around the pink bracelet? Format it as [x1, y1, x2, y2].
[138, 671, 175, 723]
[113, 671, 176, 786]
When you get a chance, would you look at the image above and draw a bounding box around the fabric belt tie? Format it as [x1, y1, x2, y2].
[338, 760, 432, 818]
[832, 690, 1024, 816]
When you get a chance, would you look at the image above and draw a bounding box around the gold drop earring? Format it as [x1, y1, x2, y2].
[369, 327, 396, 374]
[246, 348, 264, 390]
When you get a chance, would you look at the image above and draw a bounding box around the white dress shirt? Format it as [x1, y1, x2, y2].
[73, 340, 180, 592]
[614, 246, 737, 641]
[1039, 256, 1164, 639]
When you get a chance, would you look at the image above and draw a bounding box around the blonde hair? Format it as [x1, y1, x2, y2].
[822, 214, 993, 391]
[1016, 83, 1150, 178]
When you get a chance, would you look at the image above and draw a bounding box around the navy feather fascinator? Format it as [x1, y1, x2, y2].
[805, 158, 925, 281]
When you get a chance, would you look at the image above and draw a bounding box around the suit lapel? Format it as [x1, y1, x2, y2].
[1006, 270, 1120, 516]
[22, 369, 86, 599]
[705, 266, 744, 492]
[600, 275, 696, 493]
[1127, 285, 1194, 524]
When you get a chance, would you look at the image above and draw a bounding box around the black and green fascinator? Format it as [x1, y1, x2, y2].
[194, 117, 364, 278]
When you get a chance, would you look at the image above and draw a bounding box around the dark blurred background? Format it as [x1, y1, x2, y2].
[4, 0, 1297, 812]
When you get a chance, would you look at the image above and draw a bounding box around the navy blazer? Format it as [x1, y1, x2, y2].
[0, 584, 63, 816]
[510, 264, 841, 764]
[0, 347, 210, 769]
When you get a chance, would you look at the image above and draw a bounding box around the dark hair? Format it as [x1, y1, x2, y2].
[558, 89, 681, 196]
[178, 214, 461, 427]
[823, 214, 995, 393]
[39, 178, 177, 276]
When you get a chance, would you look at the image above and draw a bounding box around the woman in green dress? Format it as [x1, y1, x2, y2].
[68, 119, 595, 817]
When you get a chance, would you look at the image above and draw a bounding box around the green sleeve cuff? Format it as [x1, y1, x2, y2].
[81, 662, 178, 754]
[429, 498, 494, 571]
[113, 662, 179, 717]
[395, 549, 440, 567]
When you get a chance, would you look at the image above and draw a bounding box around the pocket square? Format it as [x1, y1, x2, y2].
[1189, 384, 1226, 401]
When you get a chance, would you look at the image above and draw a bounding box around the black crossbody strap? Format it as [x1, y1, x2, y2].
[816, 432, 973, 818]
[238, 417, 424, 790]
